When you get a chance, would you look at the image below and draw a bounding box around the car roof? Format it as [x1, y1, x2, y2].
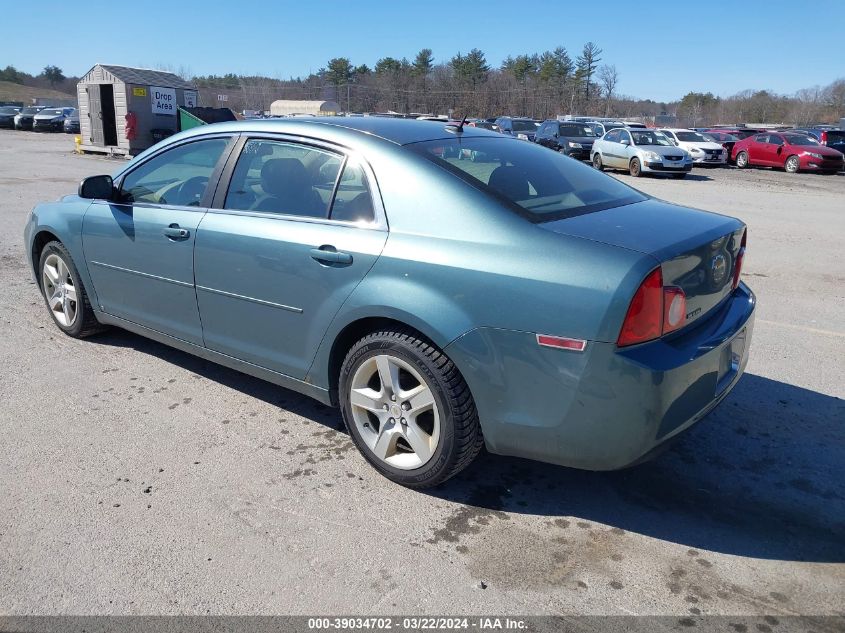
[174, 116, 503, 147]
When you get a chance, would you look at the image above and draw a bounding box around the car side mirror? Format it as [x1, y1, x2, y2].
[620, 139, 630, 146]
[79, 175, 115, 200]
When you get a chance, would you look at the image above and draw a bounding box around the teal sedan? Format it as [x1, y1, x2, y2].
[24, 118, 755, 488]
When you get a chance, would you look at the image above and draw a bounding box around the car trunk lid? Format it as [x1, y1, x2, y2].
[540, 198, 746, 328]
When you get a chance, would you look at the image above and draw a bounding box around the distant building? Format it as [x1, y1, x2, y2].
[269, 100, 340, 117]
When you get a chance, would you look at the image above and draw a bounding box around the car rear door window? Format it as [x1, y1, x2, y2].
[328, 158, 376, 224]
[119, 138, 229, 207]
[604, 130, 621, 143]
[223, 139, 342, 218]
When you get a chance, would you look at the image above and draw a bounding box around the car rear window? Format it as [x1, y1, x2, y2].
[511, 120, 538, 132]
[826, 131, 845, 141]
[409, 136, 645, 222]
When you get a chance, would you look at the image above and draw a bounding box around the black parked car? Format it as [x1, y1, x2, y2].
[14, 106, 45, 130]
[534, 120, 599, 160]
[493, 116, 539, 141]
[64, 108, 80, 134]
[33, 107, 75, 132]
[0, 105, 21, 129]
[790, 128, 845, 155]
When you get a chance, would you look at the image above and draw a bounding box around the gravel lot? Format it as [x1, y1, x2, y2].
[0, 131, 843, 617]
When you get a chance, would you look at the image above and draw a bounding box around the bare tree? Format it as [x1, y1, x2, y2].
[598, 64, 618, 116]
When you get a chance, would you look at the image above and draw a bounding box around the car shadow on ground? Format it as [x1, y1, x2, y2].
[91, 328, 345, 429]
[431, 372, 845, 563]
[92, 330, 843, 563]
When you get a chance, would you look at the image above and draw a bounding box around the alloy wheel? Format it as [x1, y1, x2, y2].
[42, 253, 77, 327]
[785, 156, 799, 173]
[348, 354, 441, 470]
[736, 152, 748, 168]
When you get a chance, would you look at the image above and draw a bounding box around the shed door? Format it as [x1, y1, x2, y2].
[87, 84, 103, 145]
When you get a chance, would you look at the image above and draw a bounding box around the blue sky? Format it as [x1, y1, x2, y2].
[2, 0, 843, 102]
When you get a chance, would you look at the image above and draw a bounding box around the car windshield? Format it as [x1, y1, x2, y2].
[676, 131, 708, 143]
[511, 120, 538, 132]
[0, 106, 19, 114]
[783, 134, 819, 146]
[21, 107, 40, 114]
[559, 124, 596, 137]
[39, 108, 64, 116]
[409, 137, 646, 222]
[631, 131, 673, 146]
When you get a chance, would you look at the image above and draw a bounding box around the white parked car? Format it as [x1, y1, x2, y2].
[659, 128, 727, 165]
[591, 128, 693, 178]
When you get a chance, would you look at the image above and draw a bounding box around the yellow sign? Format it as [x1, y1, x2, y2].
[133, 87, 147, 97]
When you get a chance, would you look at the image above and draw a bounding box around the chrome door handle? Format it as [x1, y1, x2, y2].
[162, 225, 190, 240]
[309, 246, 352, 265]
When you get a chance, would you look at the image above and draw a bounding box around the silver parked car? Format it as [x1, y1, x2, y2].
[592, 128, 693, 179]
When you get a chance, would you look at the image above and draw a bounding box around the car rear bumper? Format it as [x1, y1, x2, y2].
[445, 283, 755, 470]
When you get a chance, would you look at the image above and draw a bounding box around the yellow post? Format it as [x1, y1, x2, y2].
[74, 136, 81, 154]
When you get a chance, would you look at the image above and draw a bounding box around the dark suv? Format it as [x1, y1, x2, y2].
[534, 120, 599, 160]
[493, 117, 539, 141]
[790, 128, 845, 155]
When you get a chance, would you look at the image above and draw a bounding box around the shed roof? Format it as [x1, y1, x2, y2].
[83, 64, 196, 90]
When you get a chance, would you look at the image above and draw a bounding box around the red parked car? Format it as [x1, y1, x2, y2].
[732, 132, 844, 174]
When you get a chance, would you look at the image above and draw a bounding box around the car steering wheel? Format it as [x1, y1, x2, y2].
[175, 176, 208, 206]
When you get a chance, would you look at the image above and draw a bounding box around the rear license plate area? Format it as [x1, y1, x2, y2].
[716, 328, 746, 395]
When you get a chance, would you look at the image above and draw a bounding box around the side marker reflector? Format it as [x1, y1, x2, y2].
[536, 334, 587, 352]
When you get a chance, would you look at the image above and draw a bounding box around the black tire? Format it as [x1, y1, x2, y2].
[592, 153, 604, 170]
[784, 155, 800, 173]
[735, 151, 749, 169]
[339, 329, 483, 488]
[37, 241, 103, 338]
[629, 157, 642, 177]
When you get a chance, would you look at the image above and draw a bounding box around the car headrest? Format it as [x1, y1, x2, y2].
[488, 165, 530, 201]
[260, 158, 310, 198]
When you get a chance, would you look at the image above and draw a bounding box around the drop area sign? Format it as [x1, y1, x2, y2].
[150, 86, 176, 115]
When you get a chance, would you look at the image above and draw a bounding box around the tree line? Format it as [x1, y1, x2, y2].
[0, 65, 77, 91]
[193, 43, 615, 119]
[4, 57, 843, 126]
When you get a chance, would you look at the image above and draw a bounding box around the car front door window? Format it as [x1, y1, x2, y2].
[119, 138, 228, 207]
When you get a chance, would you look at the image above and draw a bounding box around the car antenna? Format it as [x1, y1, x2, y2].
[446, 114, 469, 134]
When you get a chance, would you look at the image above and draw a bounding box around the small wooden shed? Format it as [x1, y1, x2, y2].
[77, 64, 198, 156]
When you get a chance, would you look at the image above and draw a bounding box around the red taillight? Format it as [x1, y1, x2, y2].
[618, 269, 689, 347]
[820, 131, 828, 144]
[617, 268, 664, 346]
[732, 229, 747, 290]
